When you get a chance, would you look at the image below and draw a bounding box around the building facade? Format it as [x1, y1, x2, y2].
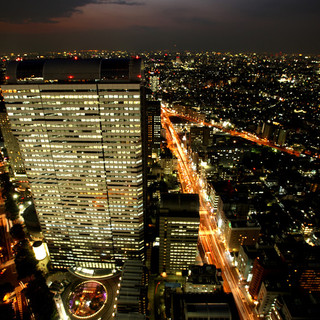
[2, 58, 145, 269]
[0, 102, 25, 175]
[225, 220, 261, 252]
[115, 259, 147, 318]
[159, 193, 200, 274]
[145, 100, 161, 159]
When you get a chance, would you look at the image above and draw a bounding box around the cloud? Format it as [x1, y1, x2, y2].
[0, 0, 144, 24]
[181, 17, 214, 26]
[130, 25, 160, 32]
[159, 5, 215, 28]
[220, 0, 320, 19]
[106, 0, 144, 5]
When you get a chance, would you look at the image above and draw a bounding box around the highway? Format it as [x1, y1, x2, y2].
[161, 105, 258, 320]
[164, 106, 320, 160]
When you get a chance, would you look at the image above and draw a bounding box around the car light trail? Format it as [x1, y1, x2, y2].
[161, 105, 258, 320]
[163, 105, 319, 159]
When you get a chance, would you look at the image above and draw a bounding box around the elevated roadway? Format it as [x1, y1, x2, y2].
[164, 106, 319, 159]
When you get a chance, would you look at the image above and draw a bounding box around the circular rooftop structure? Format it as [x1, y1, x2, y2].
[68, 281, 107, 318]
[69, 266, 119, 280]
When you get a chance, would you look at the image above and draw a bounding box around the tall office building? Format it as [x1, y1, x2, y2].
[0, 101, 25, 175]
[145, 100, 161, 158]
[149, 72, 160, 92]
[159, 193, 200, 274]
[1, 58, 145, 269]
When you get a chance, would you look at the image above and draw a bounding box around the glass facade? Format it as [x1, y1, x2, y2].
[2, 83, 144, 269]
[159, 218, 199, 273]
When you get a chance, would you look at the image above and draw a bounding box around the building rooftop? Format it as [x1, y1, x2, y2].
[187, 264, 222, 285]
[5, 57, 143, 84]
[185, 302, 232, 319]
[240, 245, 259, 259]
[230, 220, 260, 229]
[281, 294, 320, 319]
[160, 193, 199, 217]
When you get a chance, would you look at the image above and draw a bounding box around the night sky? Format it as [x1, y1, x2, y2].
[1, 0, 320, 53]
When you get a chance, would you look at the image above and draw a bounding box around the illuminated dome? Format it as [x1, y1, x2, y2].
[68, 281, 107, 318]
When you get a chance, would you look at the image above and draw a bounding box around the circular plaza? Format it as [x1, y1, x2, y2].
[68, 281, 108, 318]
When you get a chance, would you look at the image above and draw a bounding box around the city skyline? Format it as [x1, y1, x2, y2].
[0, 51, 319, 319]
[1, 0, 320, 54]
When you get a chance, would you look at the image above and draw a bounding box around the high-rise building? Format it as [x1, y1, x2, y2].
[277, 128, 287, 146]
[190, 126, 212, 148]
[2, 58, 145, 269]
[159, 193, 199, 274]
[256, 279, 289, 317]
[261, 122, 274, 140]
[145, 100, 161, 158]
[149, 71, 160, 92]
[115, 260, 147, 318]
[249, 248, 285, 300]
[224, 220, 261, 252]
[0, 101, 25, 175]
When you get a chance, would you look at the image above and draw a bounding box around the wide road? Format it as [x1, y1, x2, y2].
[161, 106, 257, 320]
[164, 106, 319, 159]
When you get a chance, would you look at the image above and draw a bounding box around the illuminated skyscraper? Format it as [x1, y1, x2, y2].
[0, 101, 25, 175]
[145, 100, 161, 158]
[2, 58, 145, 269]
[159, 193, 199, 274]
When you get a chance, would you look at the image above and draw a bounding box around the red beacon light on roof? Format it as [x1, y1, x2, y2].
[68, 75, 74, 79]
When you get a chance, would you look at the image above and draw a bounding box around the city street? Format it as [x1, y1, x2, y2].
[164, 106, 319, 160]
[161, 105, 258, 320]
